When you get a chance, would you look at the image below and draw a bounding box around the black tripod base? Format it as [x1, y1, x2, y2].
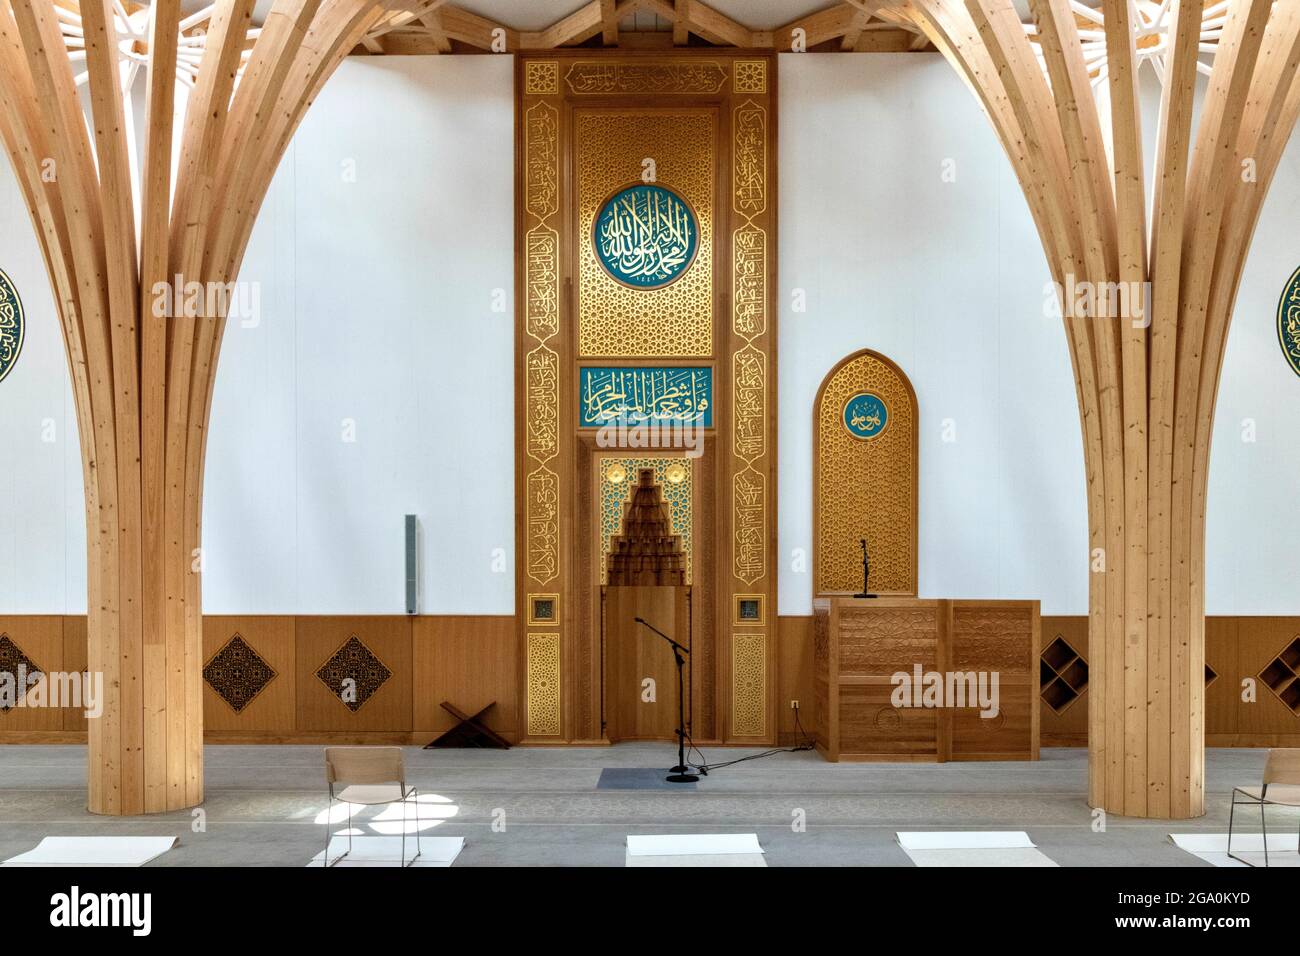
[666, 773, 700, 783]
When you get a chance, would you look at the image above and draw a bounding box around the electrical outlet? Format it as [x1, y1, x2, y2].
[790, 699, 799, 710]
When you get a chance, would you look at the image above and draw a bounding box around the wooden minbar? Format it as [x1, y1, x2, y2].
[813, 597, 1039, 762]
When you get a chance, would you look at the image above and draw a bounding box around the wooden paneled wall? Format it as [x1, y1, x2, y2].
[8, 612, 1295, 748]
[779, 614, 1300, 750]
[1038, 616, 1300, 748]
[0, 615, 516, 744]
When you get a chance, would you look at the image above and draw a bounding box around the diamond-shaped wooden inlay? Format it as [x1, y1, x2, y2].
[203, 634, 277, 714]
[0, 634, 43, 713]
[1040, 634, 1087, 714]
[315, 635, 392, 712]
[1258, 636, 1300, 716]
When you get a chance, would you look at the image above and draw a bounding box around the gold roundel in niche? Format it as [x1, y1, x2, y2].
[842, 392, 889, 441]
[592, 183, 700, 290]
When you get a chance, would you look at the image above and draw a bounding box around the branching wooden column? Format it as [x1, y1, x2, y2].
[0, 0, 387, 814]
[903, 0, 1300, 817]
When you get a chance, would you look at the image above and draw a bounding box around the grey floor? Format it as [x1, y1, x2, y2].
[0, 744, 1292, 866]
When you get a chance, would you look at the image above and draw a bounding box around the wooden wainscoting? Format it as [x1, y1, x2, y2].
[7, 612, 1296, 747]
[0, 615, 516, 745]
[1037, 616, 1300, 747]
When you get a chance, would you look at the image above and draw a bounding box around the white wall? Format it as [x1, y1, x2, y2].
[0, 55, 517, 616]
[778, 53, 1087, 615]
[777, 53, 1300, 617]
[2, 52, 1298, 618]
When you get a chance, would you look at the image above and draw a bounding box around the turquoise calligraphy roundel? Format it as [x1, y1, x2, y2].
[843, 392, 889, 440]
[0, 268, 24, 386]
[594, 183, 699, 290]
[1279, 265, 1300, 378]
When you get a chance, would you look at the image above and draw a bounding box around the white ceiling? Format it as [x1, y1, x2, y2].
[454, 0, 843, 32]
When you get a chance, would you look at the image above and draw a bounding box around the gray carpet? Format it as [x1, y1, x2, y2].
[0, 744, 1289, 866]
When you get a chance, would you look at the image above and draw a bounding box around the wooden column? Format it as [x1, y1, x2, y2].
[905, 0, 1300, 817]
[0, 0, 385, 814]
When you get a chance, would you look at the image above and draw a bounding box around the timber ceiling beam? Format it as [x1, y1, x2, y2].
[354, 0, 931, 54]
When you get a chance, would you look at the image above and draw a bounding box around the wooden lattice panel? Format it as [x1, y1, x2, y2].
[815, 351, 918, 595]
[575, 110, 715, 357]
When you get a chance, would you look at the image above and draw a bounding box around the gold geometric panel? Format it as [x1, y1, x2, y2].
[733, 60, 767, 94]
[575, 110, 714, 357]
[815, 350, 917, 595]
[525, 60, 559, 96]
[732, 631, 766, 736]
[526, 632, 561, 735]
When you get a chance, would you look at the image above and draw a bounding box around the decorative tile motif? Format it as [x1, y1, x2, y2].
[526, 632, 561, 735]
[203, 634, 277, 714]
[0, 634, 42, 712]
[524, 60, 559, 95]
[315, 635, 392, 713]
[0, 268, 23, 385]
[732, 631, 766, 737]
[733, 59, 767, 94]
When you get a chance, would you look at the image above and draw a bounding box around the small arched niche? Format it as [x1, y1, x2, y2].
[813, 349, 919, 596]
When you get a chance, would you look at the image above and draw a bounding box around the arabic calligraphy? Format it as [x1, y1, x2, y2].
[580, 367, 712, 427]
[733, 102, 766, 217]
[0, 269, 23, 385]
[843, 392, 889, 440]
[1279, 266, 1300, 378]
[565, 61, 727, 95]
[594, 184, 699, 290]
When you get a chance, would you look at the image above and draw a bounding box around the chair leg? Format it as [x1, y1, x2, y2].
[322, 795, 333, 867]
[1261, 802, 1268, 868]
[401, 795, 407, 868]
[415, 787, 422, 861]
[1227, 796, 1236, 863]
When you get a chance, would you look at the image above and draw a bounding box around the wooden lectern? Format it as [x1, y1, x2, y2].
[813, 596, 1039, 762]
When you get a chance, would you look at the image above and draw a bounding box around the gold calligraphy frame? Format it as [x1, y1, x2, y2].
[589, 181, 704, 291]
[516, 51, 777, 746]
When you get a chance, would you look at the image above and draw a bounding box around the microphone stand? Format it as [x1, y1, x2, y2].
[854, 537, 876, 599]
[634, 616, 698, 783]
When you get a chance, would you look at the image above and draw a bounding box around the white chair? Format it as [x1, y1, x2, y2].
[322, 746, 423, 867]
[1228, 748, 1300, 867]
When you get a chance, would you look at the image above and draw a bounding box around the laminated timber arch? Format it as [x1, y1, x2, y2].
[900, 0, 1300, 817]
[0, 0, 395, 814]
